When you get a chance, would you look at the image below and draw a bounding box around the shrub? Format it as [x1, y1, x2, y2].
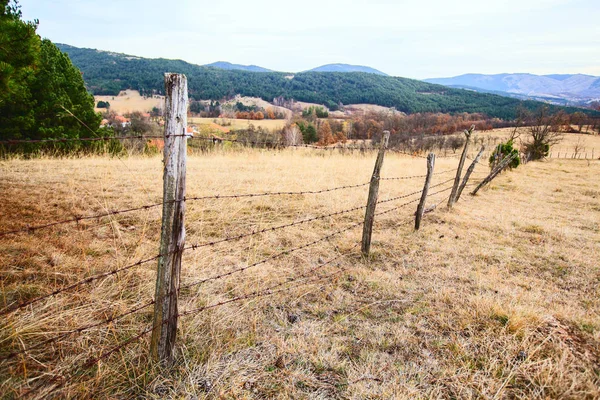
[489, 140, 520, 170]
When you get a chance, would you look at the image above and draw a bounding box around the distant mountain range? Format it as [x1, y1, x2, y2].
[305, 64, 388, 75]
[203, 61, 387, 75]
[56, 43, 598, 119]
[424, 73, 600, 105]
[204, 61, 273, 73]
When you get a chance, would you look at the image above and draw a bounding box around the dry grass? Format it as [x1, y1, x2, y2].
[221, 96, 292, 119]
[94, 90, 164, 114]
[189, 117, 287, 132]
[0, 147, 599, 399]
[476, 128, 600, 159]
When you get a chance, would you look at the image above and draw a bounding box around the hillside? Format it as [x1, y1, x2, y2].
[425, 73, 600, 105]
[57, 44, 596, 119]
[306, 63, 388, 75]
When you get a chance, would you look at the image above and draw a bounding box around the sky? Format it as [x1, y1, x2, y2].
[21, 0, 600, 79]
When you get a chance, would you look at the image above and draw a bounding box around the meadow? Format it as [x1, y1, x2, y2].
[188, 117, 288, 132]
[0, 143, 599, 399]
[94, 90, 164, 114]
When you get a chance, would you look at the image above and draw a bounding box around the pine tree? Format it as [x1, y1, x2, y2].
[0, 1, 100, 142]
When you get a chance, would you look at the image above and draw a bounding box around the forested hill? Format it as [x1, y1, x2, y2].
[57, 44, 594, 120]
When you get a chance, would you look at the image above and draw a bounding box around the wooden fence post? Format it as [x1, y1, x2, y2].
[361, 130, 390, 256]
[471, 153, 517, 196]
[455, 145, 485, 202]
[415, 153, 435, 230]
[151, 73, 188, 365]
[447, 125, 474, 208]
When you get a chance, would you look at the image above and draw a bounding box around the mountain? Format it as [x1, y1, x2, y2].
[306, 64, 388, 75]
[203, 61, 388, 75]
[204, 61, 272, 73]
[424, 73, 600, 105]
[56, 44, 597, 119]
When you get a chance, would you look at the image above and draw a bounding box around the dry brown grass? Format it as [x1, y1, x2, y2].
[475, 128, 600, 159]
[0, 146, 599, 399]
[189, 117, 287, 132]
[94, 90, 164, 114]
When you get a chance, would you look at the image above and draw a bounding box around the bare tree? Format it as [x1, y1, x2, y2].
[282, 123, 303, 146]
[508, 106, 527, 143]
[572, 137, 584, 158]
[571, 111, 586, 133]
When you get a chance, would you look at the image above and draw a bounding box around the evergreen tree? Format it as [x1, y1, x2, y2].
[303, 123, 318, 143]
[0, 0, 39, 138]
[0, 1, 100, 141]
[29, 39, 100, 140]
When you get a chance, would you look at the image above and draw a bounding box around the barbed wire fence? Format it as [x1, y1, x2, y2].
[0, 73, 517, 397]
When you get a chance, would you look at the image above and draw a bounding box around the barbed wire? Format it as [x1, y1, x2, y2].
[380, 167, 456, 181]
[0, 202, 164, 238]
[180, 243, 357, 317]
[0, 255, 161, 317]
[182, 188, 430, 292]
[1, 172, 449, 317]
[23, 245, 357, 397]
[11, 183, 446, 365]
[0, 135, 183, 145]
[1, 131, 499, 161]
[1, 166, 456, 238]
[0, 183, 427, 316]
[183, 186, 424, 253]
[426, 185, 454, 199]
[13, 177, 453, 397]
[184, 180, 371, 201]
[180, 221, 363, 291]
[0, 180, 373, 237]
[0, 300, 155, 362]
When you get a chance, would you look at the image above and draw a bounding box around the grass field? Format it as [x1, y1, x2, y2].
[94, 90, 164, 114]
[189, 117, 287, 132]
[475, 128, 600, 158]
[1, 145, 599, 398]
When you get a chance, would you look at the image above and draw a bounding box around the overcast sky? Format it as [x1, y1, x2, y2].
[21, 0, 600, 79]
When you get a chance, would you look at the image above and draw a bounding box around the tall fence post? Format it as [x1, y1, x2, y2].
[447, 125, 474, 208]
[361, 130, 390, 256]
[455, 145, 485, 202]
[150, 73, 188, 365]
[415, 153, 435, 230]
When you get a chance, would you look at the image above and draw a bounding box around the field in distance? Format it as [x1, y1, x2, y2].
[1, 144, 599, 398]
[189, 117, 287, 132]
[94, 90, 164, 114]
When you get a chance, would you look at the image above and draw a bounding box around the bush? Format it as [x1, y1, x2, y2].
[489, 140, 520, 170]
[96, 100, 110, 109]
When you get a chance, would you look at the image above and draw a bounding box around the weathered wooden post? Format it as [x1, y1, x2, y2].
[151, 73, 188, 365]
[447, 125, 474, 208]
[455, 145, 485, 202]
[415, 153, 435, 230]
[361, 130, 390, 256]
[471, 153, 517, 196]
